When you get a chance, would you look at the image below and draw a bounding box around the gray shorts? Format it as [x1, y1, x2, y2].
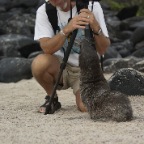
[57, 56, 80, 95]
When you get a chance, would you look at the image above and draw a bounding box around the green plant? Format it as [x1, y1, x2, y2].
[102, 0, 144, 16]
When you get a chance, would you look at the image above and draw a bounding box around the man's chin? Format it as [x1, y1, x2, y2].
[57, 1, 68, 10]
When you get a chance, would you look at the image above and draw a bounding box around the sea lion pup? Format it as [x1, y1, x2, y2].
[79, 39, 133, 122]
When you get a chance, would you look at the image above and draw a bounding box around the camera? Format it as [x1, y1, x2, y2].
[75, 0, 101, 10]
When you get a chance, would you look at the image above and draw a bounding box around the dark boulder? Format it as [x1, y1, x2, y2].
[104, 57, 142, 73]
[108, 68, 144, 95]
[0, 34, 41, 58]
[103, 46, 122, 61]
[116, 5, 139, 20]
[0, 57, 33, 83]
[131, 48, 144, 58]
[130, 27, 144, 46]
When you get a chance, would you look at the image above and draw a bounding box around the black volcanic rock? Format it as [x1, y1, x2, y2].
[108, 68, 144, 95]
[0, 57, 33, 83]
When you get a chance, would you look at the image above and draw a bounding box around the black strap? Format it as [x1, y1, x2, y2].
[45, 2, 59, 34]
[76, 1, 82, 13]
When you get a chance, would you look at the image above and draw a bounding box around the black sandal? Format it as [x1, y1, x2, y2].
[39, 95, 61, 114]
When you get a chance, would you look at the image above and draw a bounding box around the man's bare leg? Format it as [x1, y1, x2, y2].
[31, 54, 62, 113]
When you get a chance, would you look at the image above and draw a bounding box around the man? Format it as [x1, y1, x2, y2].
[32, 0, 110, 113]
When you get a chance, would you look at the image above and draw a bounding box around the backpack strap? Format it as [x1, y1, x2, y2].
[45, 2, 60, 34]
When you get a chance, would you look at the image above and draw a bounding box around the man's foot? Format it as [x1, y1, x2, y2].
[39, 96, 61, 113]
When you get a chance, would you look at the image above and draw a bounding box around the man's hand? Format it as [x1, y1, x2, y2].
[79, 9, 100, 32]
[63, 8, 100, 35]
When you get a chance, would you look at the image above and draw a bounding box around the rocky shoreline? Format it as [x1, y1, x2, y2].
[0, 0, 144, 95]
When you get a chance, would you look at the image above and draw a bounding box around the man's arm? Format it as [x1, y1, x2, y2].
[39, 31, 67, 54]
[39, 13, 91, 54]
[92, 27, 110, 55]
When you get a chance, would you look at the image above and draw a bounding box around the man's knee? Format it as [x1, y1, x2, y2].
[32, 54, 61, 80]
[31, 54, 48, 77]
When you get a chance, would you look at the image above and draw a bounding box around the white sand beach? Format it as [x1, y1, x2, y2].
[0, 74, 144, 144]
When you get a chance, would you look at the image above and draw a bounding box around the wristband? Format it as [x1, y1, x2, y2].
[93, 28, 102, 36]
[60, 30, 66, 37]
